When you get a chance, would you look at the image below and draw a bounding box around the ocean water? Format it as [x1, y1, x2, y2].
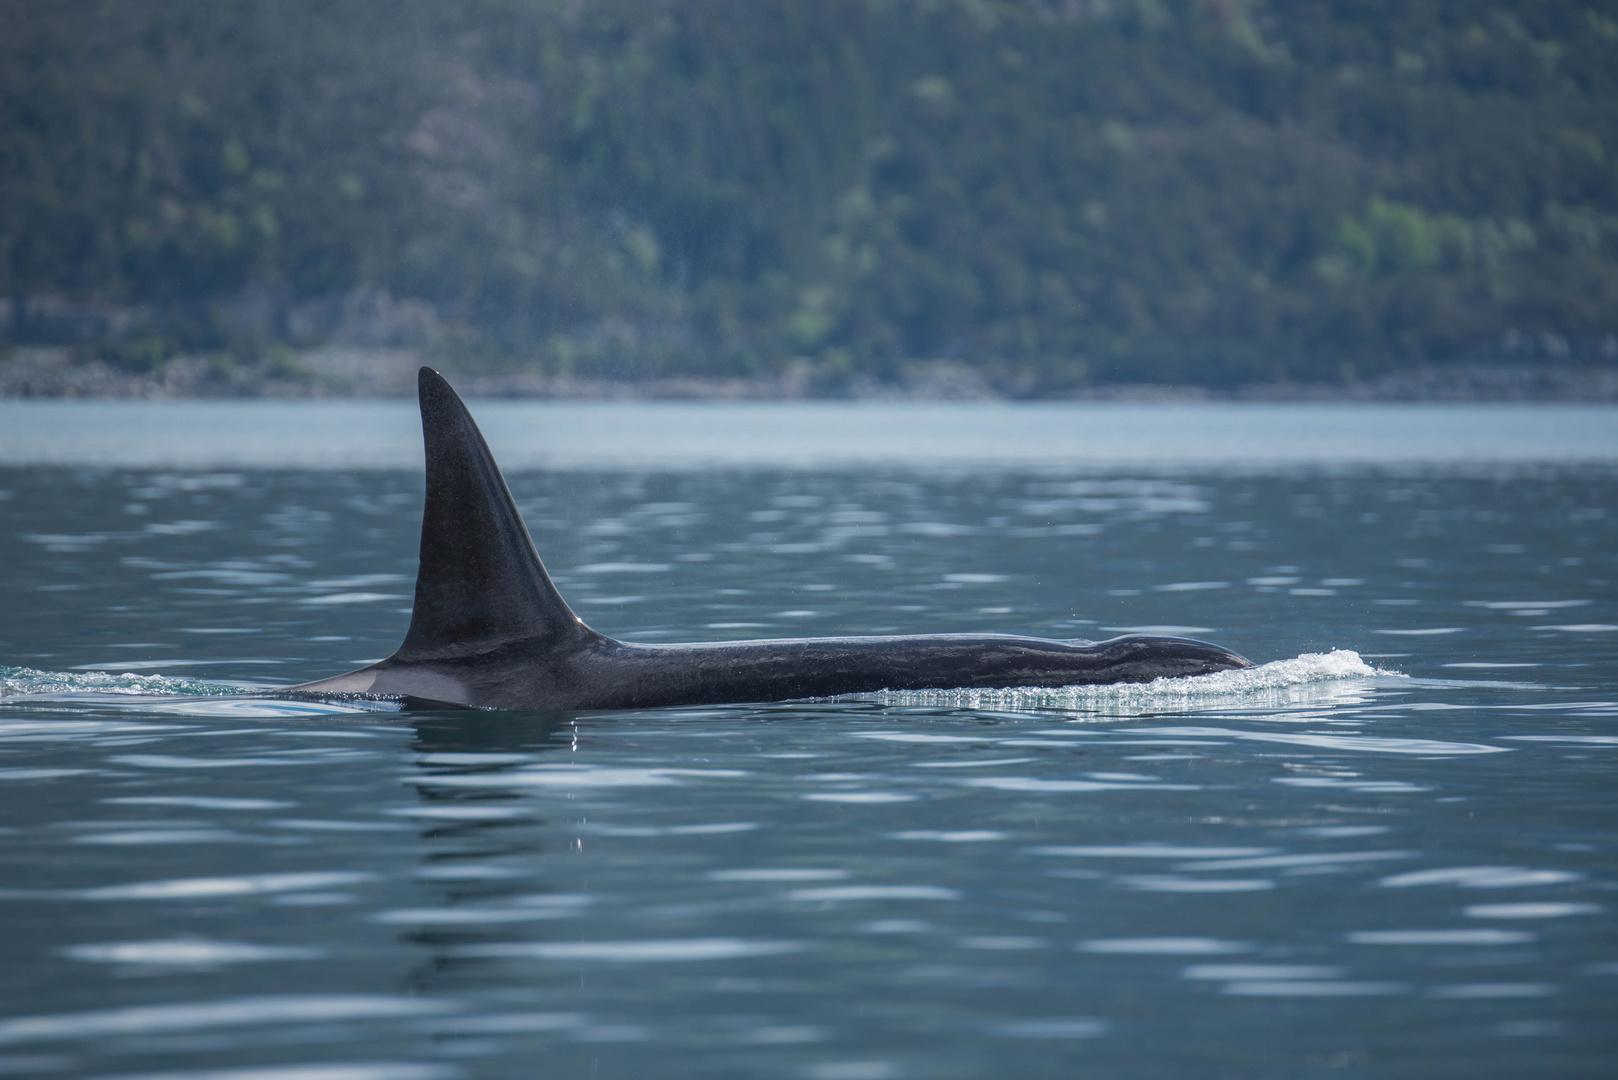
[0, 401, 1615, 1079]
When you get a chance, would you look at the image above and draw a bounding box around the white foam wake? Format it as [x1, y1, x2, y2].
[0, 666, 398, 718]
[860, 649, 1401, 713]
[0, 666, 247, 699]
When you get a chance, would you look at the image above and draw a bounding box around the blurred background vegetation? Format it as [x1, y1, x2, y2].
[3, 0, 1616, 394]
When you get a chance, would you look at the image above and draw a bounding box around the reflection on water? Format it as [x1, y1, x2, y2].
[0, 459, 1615, 1077]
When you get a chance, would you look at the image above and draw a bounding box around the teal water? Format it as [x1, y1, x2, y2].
[0, 403, 1615, 1078]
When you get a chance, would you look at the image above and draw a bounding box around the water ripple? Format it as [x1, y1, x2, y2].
[450, 939, 807, 962]
[76, 872, 377, 901]
[1079, 938, 1250, 955]
[0, 996, 456, 1045]
[91, 1066, 459, 1080]
[62, 940, 325, 966]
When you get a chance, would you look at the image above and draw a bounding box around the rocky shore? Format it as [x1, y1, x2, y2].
[4, 345, 1616, 403]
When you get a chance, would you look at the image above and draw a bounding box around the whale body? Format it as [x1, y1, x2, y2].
[289, 368, 1253, 709]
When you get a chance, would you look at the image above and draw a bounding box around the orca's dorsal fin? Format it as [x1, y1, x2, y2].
[394, 368, 600, 662]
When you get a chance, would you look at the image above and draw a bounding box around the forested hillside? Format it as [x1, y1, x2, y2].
[3, 0, 1617, 392]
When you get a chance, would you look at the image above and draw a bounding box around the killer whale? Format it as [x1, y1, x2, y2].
[289, 368, 1253, 709]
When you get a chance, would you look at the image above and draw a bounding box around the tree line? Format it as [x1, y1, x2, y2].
[3, 0, 1616, 390]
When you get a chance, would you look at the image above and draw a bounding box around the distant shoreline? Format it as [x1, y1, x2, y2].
[4, 346, 1616, 403]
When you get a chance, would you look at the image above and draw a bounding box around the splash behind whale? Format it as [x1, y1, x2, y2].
[289, 369, 1253, 709]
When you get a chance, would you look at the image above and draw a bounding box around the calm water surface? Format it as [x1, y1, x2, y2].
[0, 403, 1615, 1078]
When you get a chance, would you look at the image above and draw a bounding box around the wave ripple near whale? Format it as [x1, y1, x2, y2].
[1, 666, 243, 699]
[860, 649, 1401, 712]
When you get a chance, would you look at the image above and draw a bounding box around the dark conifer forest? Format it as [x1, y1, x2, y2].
[3, 1, 1616, 392]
